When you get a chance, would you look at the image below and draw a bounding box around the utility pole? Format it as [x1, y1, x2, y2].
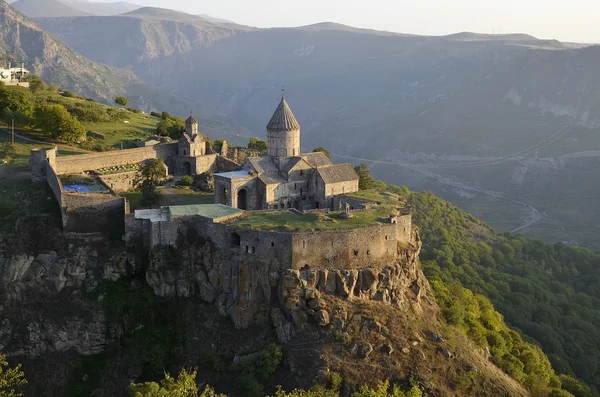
[11, 119, 14, 145]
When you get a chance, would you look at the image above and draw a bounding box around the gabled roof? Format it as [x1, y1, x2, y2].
[259, 173, 288, 185]
[281, 157, 310, 173]
[301, 152, 333, 167]
[245, 156, 279, 174]
[317, 163, 359, 184]
[266, 97, 300, 131]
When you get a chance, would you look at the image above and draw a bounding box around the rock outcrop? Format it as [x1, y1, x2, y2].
[0, 227, 429, 358]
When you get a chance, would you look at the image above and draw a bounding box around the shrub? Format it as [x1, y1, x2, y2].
[61, 90, 76, 98]
[126, 107, 141, 114]
[115, 96, 128, 106]
[179, 175, 194, 186]
[201, 351, 225, 372]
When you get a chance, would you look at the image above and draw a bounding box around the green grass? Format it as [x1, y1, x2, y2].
[82, 112, 158, 149]
[343, 190, 407, 205]
[230, 206, 395, 232]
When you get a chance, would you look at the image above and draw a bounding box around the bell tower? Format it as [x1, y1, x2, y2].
[266, 90, 300, 157]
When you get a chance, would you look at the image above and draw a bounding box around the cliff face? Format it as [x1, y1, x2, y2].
[0, 228, 428, 356]
[0, 228, 529, 396]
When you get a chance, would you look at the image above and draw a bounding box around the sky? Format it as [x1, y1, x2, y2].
[91, 0, 600, 43]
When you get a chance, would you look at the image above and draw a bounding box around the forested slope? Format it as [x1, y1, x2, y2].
[410, 190, 600, 394]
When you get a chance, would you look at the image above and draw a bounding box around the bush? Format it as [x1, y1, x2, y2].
[61, 90, 76, 98]
[126, 107, 141, 114]
[115, 96, 128, 106]
[201, 351, 225, 372]
[179, 175, 194, 186]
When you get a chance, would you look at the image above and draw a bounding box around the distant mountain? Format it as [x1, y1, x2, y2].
[0, 1, 241, 139]
[11, 0, 90, 18]
[35, 10, 600, 248]
[197, 14, 234, 24]
[10, 0, 140, 17]
[61, 0, 140, 16]
[36, 7, 252, 68]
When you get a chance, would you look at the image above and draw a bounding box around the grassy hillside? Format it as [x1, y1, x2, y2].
[409, 189, 599, 395]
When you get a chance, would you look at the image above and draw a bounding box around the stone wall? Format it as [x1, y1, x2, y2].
[173, 154, 217, 176]
[44, 162, 66, 227]
[290, 223, 402, 270]
[126, 212, 412, 272]
[53, 144, 178, 174]
[63, 193, 126, 233]
[98, 171, 137, 193]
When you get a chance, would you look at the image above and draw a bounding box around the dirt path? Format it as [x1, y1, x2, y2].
[0, 127, 90, 153]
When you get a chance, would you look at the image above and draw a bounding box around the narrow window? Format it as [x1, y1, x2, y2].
[385, 236, 388, 240]
[300, 170, 303, 176]
[302, 240, 306, 249]
[331, 241, 334, 247]
[245, 245, 249, 253]
[367, 250, 370, 256]
[353, 250, 359, 257]
[271, 242, 275, 247]
[300, 188, 303, 195]
[295, 183, 297, 190]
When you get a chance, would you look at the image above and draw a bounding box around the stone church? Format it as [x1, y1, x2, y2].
[214, 95, 359, 210]
[173, 114, 214, 176]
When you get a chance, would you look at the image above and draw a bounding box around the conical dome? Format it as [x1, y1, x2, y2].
[266, 97, 300, 131]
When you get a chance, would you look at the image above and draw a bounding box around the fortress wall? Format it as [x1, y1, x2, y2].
[395, 215, 412, 243]
[54, 143, 178, 174]
[98, 171, 138, 193]
[216, 156, 241, 172]
[290, 223, 403, 270]
[62, 193, 125, 233]
[44, 162, 66, 227]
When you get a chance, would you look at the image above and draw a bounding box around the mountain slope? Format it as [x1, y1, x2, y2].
[0, 1, 242, 138]
[32, 11, 600, 248]
[61, 0, 140, 16]
[35, 7, 252, 69]
[11, 0, 90, 17]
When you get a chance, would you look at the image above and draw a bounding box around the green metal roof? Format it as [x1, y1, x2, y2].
[169, 204, 243, 220]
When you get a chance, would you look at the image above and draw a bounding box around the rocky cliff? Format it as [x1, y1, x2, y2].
[0, 227, 529, 396]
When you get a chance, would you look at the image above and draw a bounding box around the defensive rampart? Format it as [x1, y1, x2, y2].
[44, 162, 66, 226]
[53, 144, 178, 174]
[125, 211, 413, 270]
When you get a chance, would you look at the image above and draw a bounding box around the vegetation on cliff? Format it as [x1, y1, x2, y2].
[410, 190, 599, 395]
[0, 82, 159, 151]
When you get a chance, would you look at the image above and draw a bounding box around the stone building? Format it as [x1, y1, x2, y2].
[214, 95, 359, 210]
[173, 115, 213, 176]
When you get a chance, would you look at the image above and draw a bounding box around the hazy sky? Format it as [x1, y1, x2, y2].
[90, 0, 599, 43]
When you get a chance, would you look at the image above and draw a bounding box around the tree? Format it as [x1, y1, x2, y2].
[312, 147, 330, 159]
[115, 96, 129, 106]
[27, 74, 45, 93]
[0, 354, 27, 397]
[354, 164, 375, 190]
[0, 86, 33, 125]
[129, 368, 225, 397]
[0, 142, 17, 164]
[134, 159, 166, 208]
[248, 137, 268, 155]
[34, 104, 86, 143]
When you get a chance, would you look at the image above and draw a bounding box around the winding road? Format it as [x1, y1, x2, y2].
[331, 152, 541, 233]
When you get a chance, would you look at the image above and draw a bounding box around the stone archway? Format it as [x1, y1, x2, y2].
[182, 161, 192, 176]
[237, 188, 248, 210]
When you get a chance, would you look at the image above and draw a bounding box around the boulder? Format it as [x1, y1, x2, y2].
[359, 343, 373, 359]
[316, 310, 330, 326]
[380, 344, 394, 355]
